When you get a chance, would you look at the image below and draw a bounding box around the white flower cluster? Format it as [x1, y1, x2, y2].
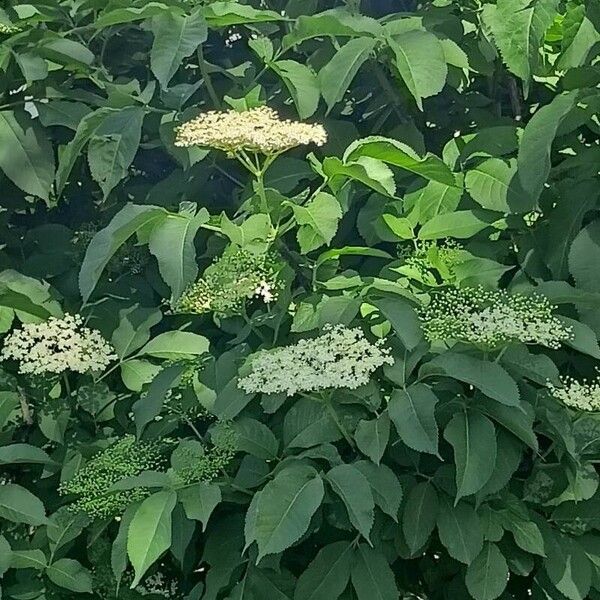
[548, 375, 600, 412]
[0, 23, 21, 34]
[419, 287, 572, 349]
[136, 572, 179, 598]
[0, 314, 116, 375]
[174, 106, 327, 154]
[238, 325, 393, 396]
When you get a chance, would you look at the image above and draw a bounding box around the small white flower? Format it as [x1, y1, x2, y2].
[0, 314, 116, 375]
[548, 374, 600, 412]
[238, 325, 393, 396]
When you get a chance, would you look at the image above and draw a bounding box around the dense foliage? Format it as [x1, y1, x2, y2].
[1, 0, 600, 598]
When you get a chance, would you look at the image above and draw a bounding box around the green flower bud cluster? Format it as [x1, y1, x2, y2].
[0, 23, 21, 34]
[59, 436, 171, 519]
[398, 241, 469, 287]
[170, 427, 236, 485]
[174, 246, 282, 316]
[419, 286, 572, 349]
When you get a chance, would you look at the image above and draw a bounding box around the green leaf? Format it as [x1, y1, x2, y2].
[282, 9, 382, 49]
[283, 397, 342, 449]
[372, 297, 423, 351]
[120, 359, 162, 392]
[484, 0, 559, 91]
[132, 364, 185, 436]
[111, 305, 163, 359]
[202, 1, 283, 26]
[423, 352, 520, 406]
[46, 559, 93, 593]
[326, 464, 374, 541]
[292, 192, 342, 253]
[232, 418, 279, 460]
[517, 91, 581, 201]
[87, 106, 145, 199]
[354, 412, 390, 465]
[79, 203, 166, 303]
[436, 497, 484, 564]
[354, 460, 403, 521]
[465, 543, 509, 600]
[558, 10, 600, 69]
[178, 482, 221, 531]
[402, 482, 439, 554]
[0, 110, 55, 202]
[138, 331, 210, 360]
[477, 396, 538, 450]
[294, 541, 353, 600]
[351, 544, 399, 600]
[418, 209, 497, 240]
[151, 10, 208, 88]
[0, 535, 11, 576]
[127, 490, 177, 587]
[0, 484, 47, 525]
[319, 37, 376, 111]
[271, 60, 320, 119]
[0, 443, 52, 465]
[569, 221, 600, 292]
[95, 3, 171, 28]
[561, 316, 600, 359]
[389, 384, 439, 455]
[0, 270, 62, 320]
[444, 410, 497, 502]
[147, 205, 209, 302]
[344, 136, 457, 186]
[251, 465, 324, 560]
[10, 549, 47, 570]
[405, 179, 463, 224]
[465, 158, 533, 213]
[387, 30, 448, 109]
[322, 156, 396, 197]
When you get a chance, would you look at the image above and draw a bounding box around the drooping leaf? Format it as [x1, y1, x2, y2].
[387, 30, 448, 109]
[318, 37, 377, 111]
[46, 559, 93, 593]
[292, 192, 342, 253]
[271, 60, 320, 119]
[465, 543, 509, 600]
[87, 106, 145, 199]
[251, 465, 324, 560]
[178, 482, 221, 531]
[0, 484, 47, 526]
[294, 541, 353, 600]
[326, 464, 374, 541]
[0, 110, 55, 202]
[388, 384, 439, 455]
[354, 412, 390, 464]
[351, 544, 399, 600]
[444, 410, 497, 502]
[403, 482, 439, 554]
[79, 204, 167, 303]
[436, 497, 484, 564]
[138, 331, 210, 360]
[151, 10, 208, 88]
[127, 490, 177, 587]
[423, 352, 520, 406]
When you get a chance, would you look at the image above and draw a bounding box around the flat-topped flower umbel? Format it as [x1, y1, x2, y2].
[549, 375, 600, 412]
[238, 325, 393, 396]
[419, 286, 572, 349]
[174, 106, 327, 155]
[0, 313, 116, 375]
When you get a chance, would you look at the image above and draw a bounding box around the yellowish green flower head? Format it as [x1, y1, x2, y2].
[174, 246, 283, 316]
[238, 324, 393, 396]
[0, 314, 116, 375]
[548, 375, 600, 412]
[174, 106, 327, 155]
[419, 287, 572, 349]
